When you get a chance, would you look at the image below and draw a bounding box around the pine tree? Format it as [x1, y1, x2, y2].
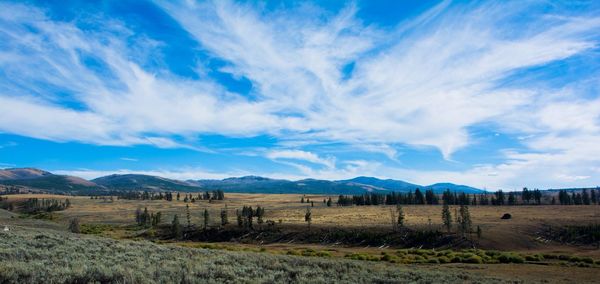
[476, 225, 482, 239]
[236, 209, 243, 227]
[153, 211, 162, 226]
[304, 206, 312, 230]
[135, 207, 142, 225]
[508, 192, 516, 205]
[171, 214, 182, 239]
[458, 205, 472, 237]
[68, 218, 80, 233]
[326, 197, 332, 207]
[221, 206, 229, 226]
[142, 207, 150, 227]
[301, 196, 305, 203]
[176, 192, 180, 201]
[203, 209, 209, 229]
[397, 205, 405, 229]
[186, 204, 191, 228]
[256, 206, 264, 225]
[442, 203, 452, 232]
[582, 189, 591, 205]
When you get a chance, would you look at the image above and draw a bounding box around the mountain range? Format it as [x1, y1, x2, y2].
[0, 167, 484, 195]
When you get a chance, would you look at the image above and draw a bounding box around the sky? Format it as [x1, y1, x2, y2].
[0, 0, 599, 190]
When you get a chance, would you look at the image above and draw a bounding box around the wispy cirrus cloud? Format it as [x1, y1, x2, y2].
[0, 1, 599, 189]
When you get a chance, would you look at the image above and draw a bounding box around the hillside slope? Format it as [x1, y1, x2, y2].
[92, 174, 200, 192]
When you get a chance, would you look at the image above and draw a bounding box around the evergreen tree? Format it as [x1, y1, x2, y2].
[522, 187, 531, 204]
[153, 211, 162, 227]
[458, 205, 472, 237]
[186, 204, 191, 228]
[326, 197, 332, 207]
[414, 189, 425, 205]
[220, 206, 229, 226]
[135, 207, 142, 225]
[442, 203, 452, 232]
[582, 189, 591, 205]
[236, 209, 243, 227]
[203, 209, 209, 229]
[495, 190, 505, 205]
[256, 206, 265, 225]
[301, 196, 305, 203]
[171, 214, 182, 239]
[533, 189, 542, 205]
[176, 192, 180, 201]
[142, 207, 150, 227]
[591, 189, 597, 205]
[68, 218, 80, 233]
[304, 206, 312, 230]
[476, 225, 482, 239]
[508, 192, 516, 205]
[397, 205, 405, 229]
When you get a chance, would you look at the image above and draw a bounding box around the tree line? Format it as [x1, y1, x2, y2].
[0, 198, 71, 213]
[93, 190, 225, 202]
[334, 188, 600, 206]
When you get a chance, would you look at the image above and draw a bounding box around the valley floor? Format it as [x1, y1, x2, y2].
[2, 193, 600, 283]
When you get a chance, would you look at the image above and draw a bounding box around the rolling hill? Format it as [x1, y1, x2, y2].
[0, 167, 484, 194]
[0, 168, 100, 194]
[190, 176, 484, 194]
[0, 168, 53, 180]
[92, 174, 200, 192]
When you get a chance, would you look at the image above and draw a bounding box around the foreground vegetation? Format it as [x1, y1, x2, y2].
[0, 226, 510, 283]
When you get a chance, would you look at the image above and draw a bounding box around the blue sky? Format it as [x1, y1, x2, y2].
[1, 0, 599, 190]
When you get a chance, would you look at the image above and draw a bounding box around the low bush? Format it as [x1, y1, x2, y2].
[495, 253, 525, 264]
[0, 228, 509, 283]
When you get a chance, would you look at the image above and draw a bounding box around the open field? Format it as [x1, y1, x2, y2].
[2, 193, 600, 283]
[1, 214, 599, 283]
[5, 193, 600, 251]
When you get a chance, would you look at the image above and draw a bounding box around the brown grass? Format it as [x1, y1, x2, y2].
[4, 193, 600, 256]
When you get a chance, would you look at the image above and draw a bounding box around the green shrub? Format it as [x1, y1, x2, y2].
[0, 228, 514, 283]
[496, 253, 524, 264]
[438, 256, 450, 264]
[316, 251, 332, 257]
[525, 254, 544, 262]
[463, 255, 483, 264]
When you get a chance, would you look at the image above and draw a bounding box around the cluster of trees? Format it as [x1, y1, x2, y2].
[236, 206, 266, 229]
[18, 198, 71, 214]
[93, 190, 225, 202]
[0, 186, 23, 195]
[441, 203, 477, 237]
[135, 207, 162, 228]
[334, 188, 600, 207]
[337, 189, 440, 206]
[556, 189, 598, 205]
[168, 205, 267, 239]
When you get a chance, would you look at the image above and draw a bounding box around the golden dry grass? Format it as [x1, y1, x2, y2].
[5, 193, 600, 255]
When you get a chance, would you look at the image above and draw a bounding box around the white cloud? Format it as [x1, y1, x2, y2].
[0, 1, 599, 189]
[266, 150, 335, 169]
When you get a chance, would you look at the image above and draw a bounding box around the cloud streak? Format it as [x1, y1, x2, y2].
[0, 1, 599, 189]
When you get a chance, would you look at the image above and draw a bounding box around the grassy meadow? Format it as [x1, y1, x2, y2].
[2, 193, 600, 283]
